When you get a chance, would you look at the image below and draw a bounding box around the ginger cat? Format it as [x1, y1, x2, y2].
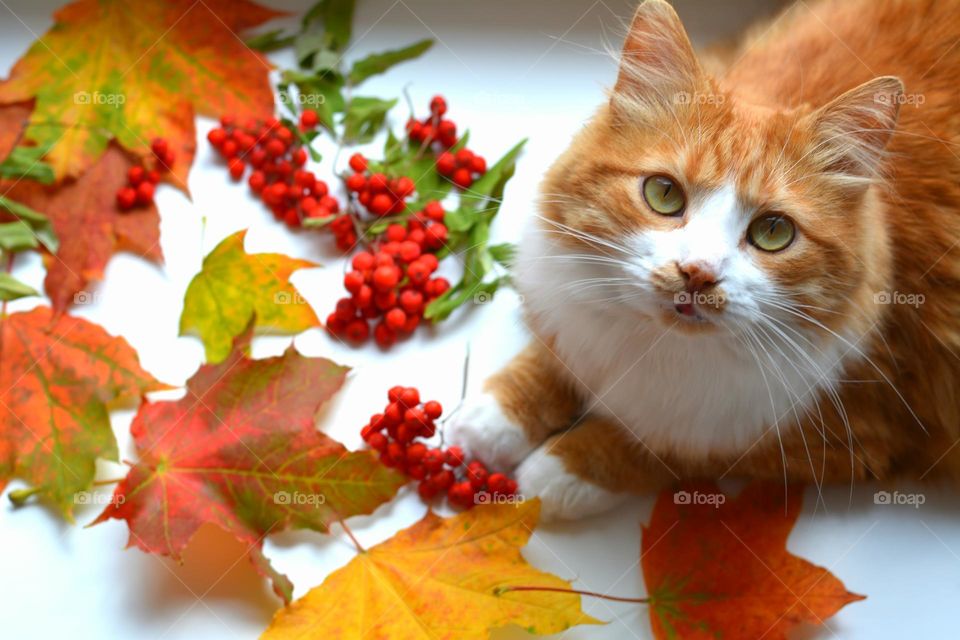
[447, 0, 960, 520]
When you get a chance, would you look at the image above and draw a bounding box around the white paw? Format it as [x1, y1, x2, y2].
[515, 444, 624, 522]
[445, 393, 535, 472]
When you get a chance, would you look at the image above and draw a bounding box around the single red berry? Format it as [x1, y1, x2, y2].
[444, 445, 464, 467]
[455, 148, 475, 165]
[116, 187, 137, 210]
[369, 193, 393, 216]
[418, 479, 439, 500]
[423, 201, 445, 222]
[399, 387, 420, 407]
[346, 173, 366, 192]
[399, 289, 423, 314]
[292, 147, 308, 167]
[219, 115, 237, 128]
[348, 153, 368, 173]
[326, 312, 346, 335]
[432, 469, 455, 490]
[419, 253, 439, 272]
[331, 215, 354, 234]
[388, 386, 405, 402]
[399, 240, 421, 262]
[127, 165, 145, 186]
[471, 156, 487, 174]
[424, 449, 445, 474]
[207, 127, 227, 148]
[425, 223, 448, 249]
[406, 443, 427, 464]
[247, 170, 266, 193]
[430, 95, 448, 116]
[354, 284, 374, 309]
[448, 481, 475, 508]
[374, 321, 397, 348]
[135, 181, 155, 205]
[373, 265, 400, 291]
[344, 319, 370, 342]
[487, 473, 508, 494]
[367, 173, 388, 193]
[146, 169, 161, 184]
[228, 157, 245, 181]
[374, 290, 398, 311]
[451, 167, 473, 188]
[221, 139, 239, 158]
[387, 442, 406, 466]
[407, 260, 430, 285]
[394, 176, 415, 197]
[423, 400, 443, 420]
[351, 251, 375, 271]
[436, 152, 456, 176]
[265, 138, 286, 157]
[344, 271, 365, 294]
[385, 308, 407, 331]
[299, 109, 319, 129]
[367, 432, 388, 452]
[283, 208, 301, 227]
[150, 138, 169, 158]
[319, 195, 340, 213]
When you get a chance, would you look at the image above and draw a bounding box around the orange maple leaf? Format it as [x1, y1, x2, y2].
[0, 306, 168, 516]
[642, 482, 865, 640]
[0, 0, 283, 187]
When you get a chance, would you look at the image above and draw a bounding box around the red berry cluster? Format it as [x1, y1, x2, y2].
[405, 95, 458, 148]
[436, 147, 487, 189]
[361, 386, 518, 509]
[327, 209, 451, 347]
[206, 111, 340, 229]
[115, 138, 173, 211]
[345, 153, 415, 217]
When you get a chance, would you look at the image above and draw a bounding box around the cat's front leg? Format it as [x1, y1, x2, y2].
[446, 342, 580, 471]
[515, 415, 674, 521]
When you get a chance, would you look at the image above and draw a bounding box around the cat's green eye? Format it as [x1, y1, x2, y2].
[642, 175, 685, 216]
[748, 214, 796, 252]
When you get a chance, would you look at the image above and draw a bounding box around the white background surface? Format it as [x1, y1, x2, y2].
[1, 0, 959, 638]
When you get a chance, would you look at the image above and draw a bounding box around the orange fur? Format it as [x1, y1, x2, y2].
[488, 0, 960, 495]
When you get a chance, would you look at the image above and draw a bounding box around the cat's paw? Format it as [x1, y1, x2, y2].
[445, 393, 536, 471]
[515, 443, 624, 521]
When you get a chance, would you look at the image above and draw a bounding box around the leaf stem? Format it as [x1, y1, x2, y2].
[494, 585, 650, 604]
[8, 485, 43, 506]
[334, 511, 366, 553]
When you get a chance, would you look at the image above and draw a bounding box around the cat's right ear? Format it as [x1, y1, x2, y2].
[613, 0, 703, 112]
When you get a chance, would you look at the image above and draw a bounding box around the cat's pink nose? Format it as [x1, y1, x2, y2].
[678, 261, 718, 293]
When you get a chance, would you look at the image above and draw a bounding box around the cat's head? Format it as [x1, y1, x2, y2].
[536, 0, 902, 343]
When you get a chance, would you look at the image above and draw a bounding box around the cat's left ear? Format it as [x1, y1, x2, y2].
[612, 0, 704, 111]
[806, 76, 905, 182]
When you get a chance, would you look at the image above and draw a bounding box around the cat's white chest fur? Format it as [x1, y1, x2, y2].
[513, 221, 846, 457]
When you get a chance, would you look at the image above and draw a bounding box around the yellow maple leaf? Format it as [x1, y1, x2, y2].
[261, 500, 602, 639]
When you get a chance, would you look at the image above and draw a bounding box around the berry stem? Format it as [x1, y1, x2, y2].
[494, 585, 650, 604]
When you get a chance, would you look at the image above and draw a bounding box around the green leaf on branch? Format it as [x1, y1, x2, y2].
[488, 242, 517, 268]
[297, 0, 354, 67]
[0, 194, 58, 252]
[0, 147, 54, 184]
[462, 139, 528, 211]
[348, 39, 434, 85]
[246, 29, 296, 53]
[0, 272, 38, 301]
[281, 70, 345, 132]
[343, 96, 397, 143]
